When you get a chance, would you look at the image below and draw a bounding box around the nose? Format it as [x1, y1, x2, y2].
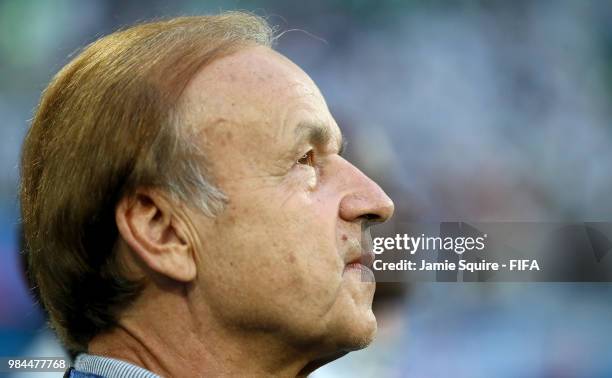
[338, 160, 395, 223]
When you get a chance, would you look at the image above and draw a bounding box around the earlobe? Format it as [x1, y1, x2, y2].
[115, 190, 197, 283]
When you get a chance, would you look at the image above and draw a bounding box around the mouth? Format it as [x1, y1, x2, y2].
[346, 250, 374, 269]
[344, 242, 375, 278]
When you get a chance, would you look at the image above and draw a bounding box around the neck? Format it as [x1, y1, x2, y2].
[88, 284, 321, 377]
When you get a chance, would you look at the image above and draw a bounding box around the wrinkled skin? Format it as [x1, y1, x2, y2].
[108, 45, 394, 377]
[181, 45, 394, 356]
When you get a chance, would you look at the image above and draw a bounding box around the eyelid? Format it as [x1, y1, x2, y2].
[296, 149, 315, 166]
[295, 140, 343, 166]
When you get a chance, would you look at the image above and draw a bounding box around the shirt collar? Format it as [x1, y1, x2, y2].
[74, 353, 161, 378]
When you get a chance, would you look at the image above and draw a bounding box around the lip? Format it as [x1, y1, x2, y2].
[345, 248, 374, 268]
[344, 261, 376, 282]
[345, 261, 370, 271]
[342, 233, 376, 281]
[344, 239, 375, 270]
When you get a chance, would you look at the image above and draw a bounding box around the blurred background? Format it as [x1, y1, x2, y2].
[2, 0, 612, 377]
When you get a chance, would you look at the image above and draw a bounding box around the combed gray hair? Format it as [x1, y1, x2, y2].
[21, 11, 276, 352]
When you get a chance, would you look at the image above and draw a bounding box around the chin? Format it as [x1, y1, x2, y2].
[333, 308, 378, 352]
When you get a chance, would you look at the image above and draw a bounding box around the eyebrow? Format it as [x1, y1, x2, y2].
[294, 122, 345, 155]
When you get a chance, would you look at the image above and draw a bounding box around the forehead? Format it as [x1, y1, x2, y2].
[179, 45, 339, 147]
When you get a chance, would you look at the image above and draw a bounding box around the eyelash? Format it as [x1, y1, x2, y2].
[296, 150, 315, 167]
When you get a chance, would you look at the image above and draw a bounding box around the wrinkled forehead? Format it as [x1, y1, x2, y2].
[178, 45, 336, 145]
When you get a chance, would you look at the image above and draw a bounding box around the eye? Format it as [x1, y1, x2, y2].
[297, 150, 315, 166]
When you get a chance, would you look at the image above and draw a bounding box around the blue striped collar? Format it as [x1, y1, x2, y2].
[72, 353, 161, 378]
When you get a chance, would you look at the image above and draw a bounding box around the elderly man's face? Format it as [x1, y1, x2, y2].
[180, 46, 394, 353]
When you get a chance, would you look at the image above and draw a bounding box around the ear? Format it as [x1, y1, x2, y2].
[115, 189, 196, 282]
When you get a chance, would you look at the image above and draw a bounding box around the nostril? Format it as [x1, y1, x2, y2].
[362, 213, 383, 222]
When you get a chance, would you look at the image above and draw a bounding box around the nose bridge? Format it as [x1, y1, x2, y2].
[336, 158, 395, 223]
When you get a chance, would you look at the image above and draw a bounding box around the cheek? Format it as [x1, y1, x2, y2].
[197, 172, 348, 323]
[283, 165, 317, 192]
[277, 191, 345, 300]
[229, 192, 341, 290]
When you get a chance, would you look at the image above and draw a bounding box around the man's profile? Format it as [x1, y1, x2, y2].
[20, 12, 394, 377]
